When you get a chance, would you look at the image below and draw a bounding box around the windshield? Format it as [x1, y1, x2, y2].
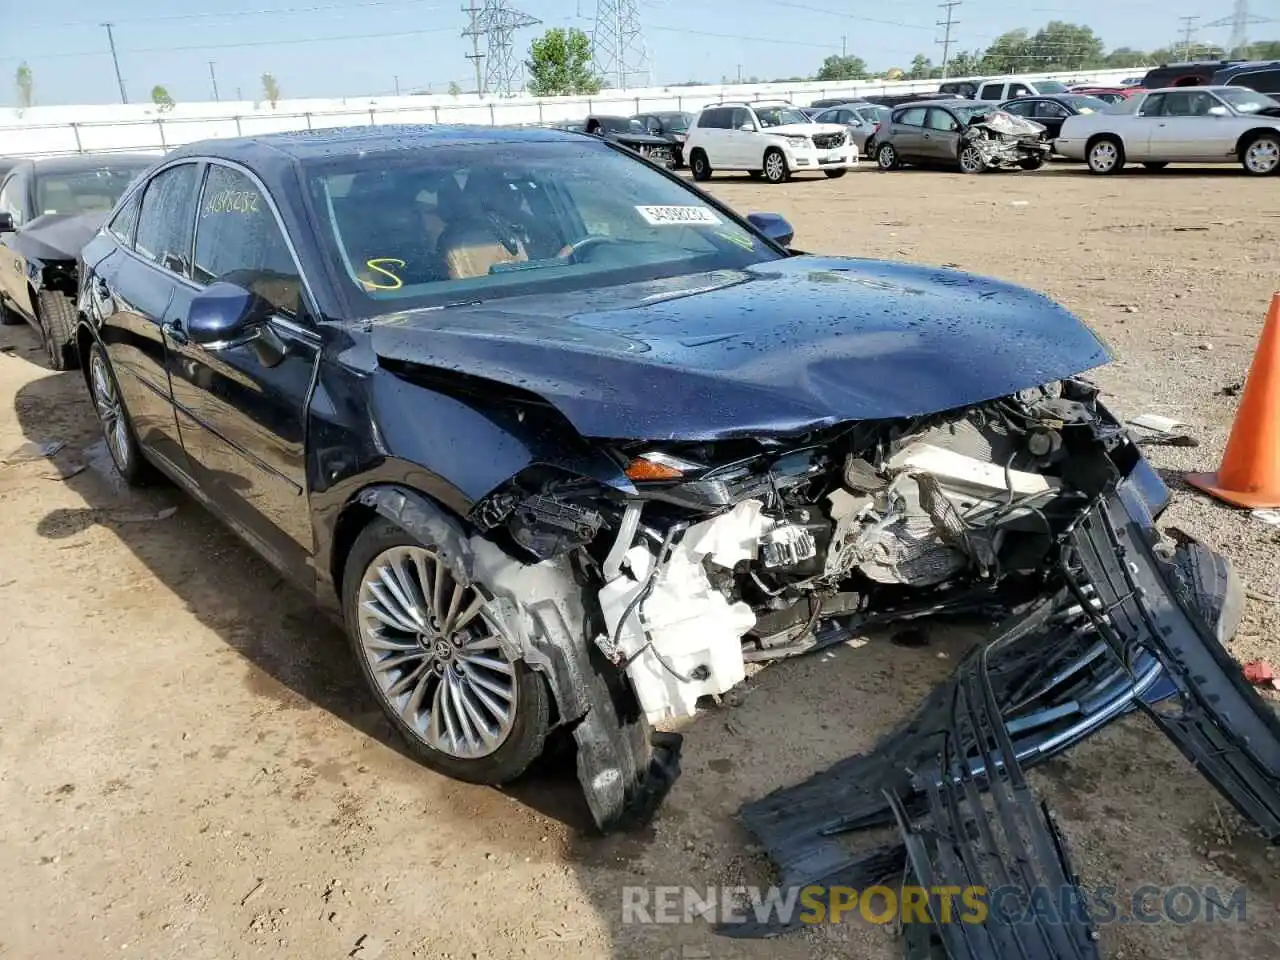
[305, 141, 779, 313]
[1035, 80, 1068, 94]
[1218, 87, 1279, 113]
[1062, 95, 1111, 113]
[754, 106, 811, 127]
[951, 103, 998, 122]
[34, 164, 149, 216]
[656, 112, 691, 132]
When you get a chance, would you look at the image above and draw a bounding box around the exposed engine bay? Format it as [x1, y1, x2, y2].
[961, 109, 1052, 169]
[472, 377, 1133, 724]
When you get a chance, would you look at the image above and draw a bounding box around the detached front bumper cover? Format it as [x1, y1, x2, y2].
[728, 487, 1280, 954]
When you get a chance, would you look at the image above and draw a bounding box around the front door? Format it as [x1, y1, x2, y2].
[893, 106, 928, 161]
[164, 161, 319, 585]
[0, 167, 32, 320]
[922, 107, 962, 161]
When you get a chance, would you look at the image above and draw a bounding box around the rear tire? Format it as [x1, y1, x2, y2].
[35, 290, 78, 371]
[762, 147, 790, 184]
[87, 341, 156, 487]
[824, 168, 847, 178]
[342, 514, 551, 786]
[1240, 132, 1280, 176]
[1086, 136, 1124, 175]
[689, 149, 712, 182]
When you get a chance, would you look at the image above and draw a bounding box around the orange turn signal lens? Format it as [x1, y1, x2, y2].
[624, 457, 684, 481]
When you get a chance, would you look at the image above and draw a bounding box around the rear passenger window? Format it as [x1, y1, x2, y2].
[135, 163, 198, 277]
[1231, 69, 1280, 94]
[107, 191, 142, 247]
[979, 83, 1004, 100]
[898, 107, 927, 126]
[698, 109, 729, 129]
[193, 164, 300, 317]
[1138, 93, 1165, 117]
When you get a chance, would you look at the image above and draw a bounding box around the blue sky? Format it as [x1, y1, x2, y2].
[1, 0, 1273, 106]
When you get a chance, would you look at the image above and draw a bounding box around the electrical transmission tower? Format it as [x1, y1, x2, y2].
[936, 1, 962, 78]
[461, 0, 541, 96]
[592, 0, 650, 90]
[1205, 0, 1275, 58]
[1178, 15, 1199, 59]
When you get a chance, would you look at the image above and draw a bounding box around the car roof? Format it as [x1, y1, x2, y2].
[165, 124, 582, 166]
[20, 153, 157, 174]
[892, 99, 974, 109]
[1143, 85, 1238, 94]
[1213, 59, 1280, 77]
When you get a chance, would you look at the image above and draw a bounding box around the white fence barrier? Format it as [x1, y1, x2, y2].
[0, 69, 1139, 158]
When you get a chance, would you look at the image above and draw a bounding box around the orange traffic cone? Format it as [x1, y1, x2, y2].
[1187, 292, 1280, 509]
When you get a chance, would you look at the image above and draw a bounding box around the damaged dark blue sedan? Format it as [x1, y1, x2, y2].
[75, 126, 1278, 871]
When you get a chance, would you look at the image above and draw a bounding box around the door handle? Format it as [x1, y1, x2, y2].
[164, 319, 189, 345]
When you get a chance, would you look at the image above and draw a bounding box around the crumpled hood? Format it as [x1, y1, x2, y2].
[10, 211, 107, 263]
[370, 255, 1110, 440]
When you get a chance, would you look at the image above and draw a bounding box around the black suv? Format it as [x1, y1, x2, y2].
[1211, 60, 1280, 95]
[1139, 60, 1243, 89]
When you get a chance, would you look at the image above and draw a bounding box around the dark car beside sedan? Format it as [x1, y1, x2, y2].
[997, 93, 1113, 141]
[69, 125, 1267, 862]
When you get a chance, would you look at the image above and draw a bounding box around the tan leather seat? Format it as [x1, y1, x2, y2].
[436, 175, 529, 280]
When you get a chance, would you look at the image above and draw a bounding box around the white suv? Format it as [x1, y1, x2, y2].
[683, 100, 858, 183]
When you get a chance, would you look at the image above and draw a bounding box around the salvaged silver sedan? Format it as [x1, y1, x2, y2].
[1056, 85, 1280, 175]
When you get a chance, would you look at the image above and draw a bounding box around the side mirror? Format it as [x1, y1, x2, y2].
[747, 212, 795, 248]
[0, 212, 13, 233]
[738, 122, 757, 132]
[1208, 105, 1229, 116]
[186, 281, 272, 346]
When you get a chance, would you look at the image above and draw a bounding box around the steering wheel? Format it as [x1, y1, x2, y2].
[556, 235, 613, 262]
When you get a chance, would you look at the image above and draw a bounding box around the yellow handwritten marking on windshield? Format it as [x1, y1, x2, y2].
[716, 230, 755, 251]
[203, 188, 260, 215]
[363, 258, 406, 290]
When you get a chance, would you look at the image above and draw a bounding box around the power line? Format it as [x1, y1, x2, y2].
[11, 0, 445, 30]
[936, 1, 961, 78]
[1177, 15, 1200, 60]
[101, 22, 127, 104]
[593, 0, 651, 88]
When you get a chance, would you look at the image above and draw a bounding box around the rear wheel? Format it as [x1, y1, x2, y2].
[689, 149, 712, 181]
[343, 515, 551, 785]
[87, 341, 155, 487]
[876, 142, 900, 170]
[1241, 133, 1280, 176]
[958, 144, 986, 174]
[762, 147, 789, 184]
[35, 290, 77, 371]
[1087, 136, 1124, 174]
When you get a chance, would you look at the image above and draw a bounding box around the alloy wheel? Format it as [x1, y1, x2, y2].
[1244, 137, 1279, 175]
[1089, 141, 1119, 173]
[90, 351, 131, 473]
[877, 144, 896, 169]
[356, 545, 517, 760]
[959, 146, 984, 173]
[764, 151, 786, 182]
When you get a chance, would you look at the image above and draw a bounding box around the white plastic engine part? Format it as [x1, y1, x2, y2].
[597, 500, 764, 723]
[887, 442, 1061, 499]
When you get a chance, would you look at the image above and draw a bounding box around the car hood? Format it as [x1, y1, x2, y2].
[770, 123, 845, 137]
[370, 255, 1111, 441]
[9, 211, 107, 263]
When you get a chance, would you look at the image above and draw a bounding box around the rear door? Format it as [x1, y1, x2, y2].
[892, 106, 928, 160]
[1027, 99, 1071, 139]
[95, 161, 202, 475]
[164, 160, 319, 583]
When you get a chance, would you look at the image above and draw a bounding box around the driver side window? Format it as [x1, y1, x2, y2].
[732, 108, 755, 131]
[925, 108, 958, 132]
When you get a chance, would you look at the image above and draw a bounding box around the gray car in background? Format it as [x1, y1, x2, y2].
[812, 101, 892, 153]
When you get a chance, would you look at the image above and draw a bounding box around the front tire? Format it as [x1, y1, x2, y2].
[1087, 136, 1124, 174]
[1241, 133, 1280, 176]
[762, 147, 790, 184]
[87, 341, 155, 487]
[876, 142, 900, 170]
[958, 144, 986, 174]
[689, 149, 712, 182]
[343, 515, 550, 785]
[35, 290, 78, 370]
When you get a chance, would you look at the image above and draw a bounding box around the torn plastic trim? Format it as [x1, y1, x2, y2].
[357, 484, 683, 832]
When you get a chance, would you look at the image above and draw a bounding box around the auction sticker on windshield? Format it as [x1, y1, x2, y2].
[635, 205, 722, 226]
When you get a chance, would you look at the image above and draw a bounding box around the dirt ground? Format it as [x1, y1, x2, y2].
[2, 163, 1279, 960]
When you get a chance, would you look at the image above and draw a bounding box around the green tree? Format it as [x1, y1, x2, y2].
[151, 84, 175, 112]
[447, 80, 461, 96]
[261, 72, 281, 108]
[816, 54, 867, 81]
[981, 29, 1030, 73]
[907, 54, 933, 80]
[526, 28, 601, 96]
[1028, 22, 1104, 69]
[15, 62, 32, 109]
[1103, 46, 1149, 69]
[945, 50, 983, 77]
